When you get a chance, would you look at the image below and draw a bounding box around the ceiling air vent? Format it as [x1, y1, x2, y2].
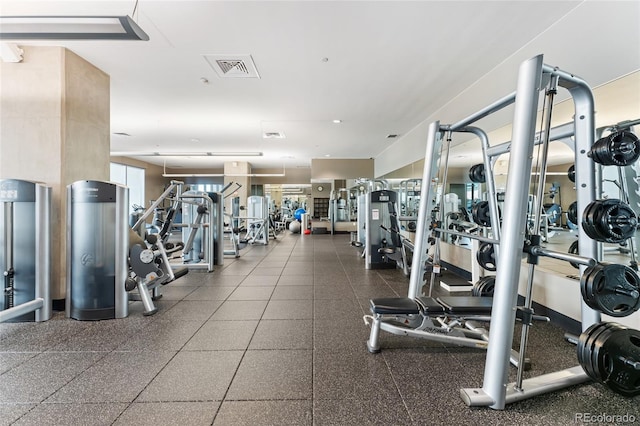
[203, 54, 260, 79]
[263, 131, 285, 139]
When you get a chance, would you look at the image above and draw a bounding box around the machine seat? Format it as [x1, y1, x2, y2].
[436, 296, 493, 314]
[370, 298, 420, 315]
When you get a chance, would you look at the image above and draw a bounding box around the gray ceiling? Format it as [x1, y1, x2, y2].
[2, 1, 639, 176]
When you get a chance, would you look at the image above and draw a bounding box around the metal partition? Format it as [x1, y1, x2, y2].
[0, 179, 51, 323]
[67, 180, 129, 320]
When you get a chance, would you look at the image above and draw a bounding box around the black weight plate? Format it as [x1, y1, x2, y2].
[578, 322, 614, 380]
[472, 276, 495, 297]
[589, 131, 640, 166]
[581, 264, 640, 317]
[601, 328, 640, 396]
[592, 323, 627, 382]
[469, 163, 486, 183]
[582, 199, 638, 243]
[472, 201, 494, 227]
[567, 201, 578, 225]
[568, 239, 580, 269]
[568, 164, 576, 183]
[476, 242, 497, 271]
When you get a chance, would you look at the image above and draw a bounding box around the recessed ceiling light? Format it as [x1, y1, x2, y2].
[321, 57, 329, 62]
[386, 134, 399, 139]
[113, 132, 131, 136]
[332, 119, 342, 124]
[324, 154, 331, 157]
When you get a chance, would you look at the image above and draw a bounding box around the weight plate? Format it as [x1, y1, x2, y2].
[580, 263, 640, 317]
[568, 239, 580, 269]
[568, 164, 576, 183]
[601, 328, 640, 396]
[589, 131, 640, 167]
[476, 242, 497, 271]
[469, 163, 486, 183]
[472, 201, 497, 227]
[567, 201, 578, 225]
[472, 276, 495, 297]
[582, 199, 638, 243]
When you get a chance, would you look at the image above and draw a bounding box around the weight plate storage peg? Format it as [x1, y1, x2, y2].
[468, 163, 486, 183]
[580, 263, 640, 317]
[476, 242, 497, 271]
[588, 130, 640, 166]
[581, 199, 638, 243]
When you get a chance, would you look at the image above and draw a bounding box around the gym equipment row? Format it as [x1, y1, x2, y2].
[365, 54, 640, 408]
[350, 179, 413, 274]
[0, 179, 51, 323]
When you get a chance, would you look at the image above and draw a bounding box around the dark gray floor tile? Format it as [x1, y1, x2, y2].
[201, 274, 245, 287]
[12, 402, 127, 426]
[184, 286, 235, 300]
[160, 300, 223, 321]
[115, 320, 204, 351]
[226, 350, 312, 400]
[115, 401, 219, 425]
[314, 350, 399, 400]
[313, 397, 413, 426]
[0, 352, 106, 403]
[213, 400, 312, 426]
[156, 285, 199, 300]
[0, 315, 90, 352]
[0, 352, 37, 374]
[183, 320, 258, 351]
[277, 275, 313, 286]
[240, 275, 279, 286]
[219, 265, 256, 275]
[249, 319, 313, 350]
[271, 285, 314, 300]
[46, 351, 175, 403]
[314, 320, 370, 352]
[228, 286, 275, 301]
[262, 300, 313, 319]
[0, 403, 35, 425]
[137, 351, 243, 402]
[314, 285, 355, 299]
[248, 267, 283, 276]
[314, 298, 362, 320]
[351, 284, 400, 298]
[210, 300, 268, 320]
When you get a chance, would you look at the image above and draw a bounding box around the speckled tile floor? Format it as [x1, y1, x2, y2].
[1, 232, 639, 425]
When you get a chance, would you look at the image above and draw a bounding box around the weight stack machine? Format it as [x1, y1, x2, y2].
[0, 179, 51, 322]
[67, 180, 129, 320]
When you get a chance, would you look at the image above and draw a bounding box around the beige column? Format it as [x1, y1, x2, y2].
[224, 161, 251, 214]
[0, 46, 110, 301]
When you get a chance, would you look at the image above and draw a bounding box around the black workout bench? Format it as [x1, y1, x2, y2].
[369, 296, 493, 316]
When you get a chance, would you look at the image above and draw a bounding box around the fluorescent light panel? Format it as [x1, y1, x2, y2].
[0, 16, 149, 40]
[111, 151, 263, 157]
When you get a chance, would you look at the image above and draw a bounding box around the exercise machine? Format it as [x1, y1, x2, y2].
[366, 54, 640, 408]
[0, 179, 51, 323]
[67, 180, 129, 320]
